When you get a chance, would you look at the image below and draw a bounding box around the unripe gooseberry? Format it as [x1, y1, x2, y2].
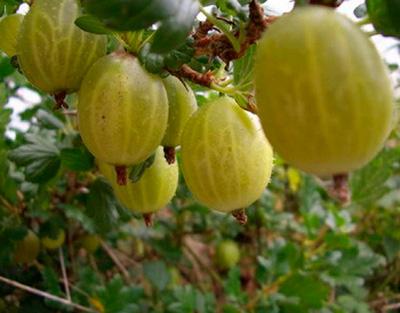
[41, 229, 65, 250]
[98, 147, 178, 216]
[14, 230, 40, 264]
[0, 14, 23, 57]
[215, 240, 240, 270]
[255, 7, 394, 178]
[181, 96, 273, 216]
[81, 234, 101, 253]
[78, 53, 169, 185]
[17, 0, 107, 95]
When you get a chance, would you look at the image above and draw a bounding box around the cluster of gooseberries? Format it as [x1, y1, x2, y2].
[0, 0, 395, 234]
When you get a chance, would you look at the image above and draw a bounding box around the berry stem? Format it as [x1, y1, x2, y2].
[54, 91, 68, 110]
[232, 208, 248, 225]
[332, 173, 350, 205]
[143, 213, 154, 227]
[163, 146, 176, 164]
[115, 166, 127, 186]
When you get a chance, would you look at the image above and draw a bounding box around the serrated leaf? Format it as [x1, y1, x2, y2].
[36, 109, 64, 129]
[84, 0, 177, 31]
[9, 134, 61, 183]
[75, 15, 113, 35]
[60, 147, 94, 172]
[280, 272, 330, 310]
[86, 178, 125, 235]
[143, 260, 170, 291]
[61, 204, 95, 233]
[151, 0, 199, 54]
[351, 148, 400, 207]
[96, 276, 143, 313]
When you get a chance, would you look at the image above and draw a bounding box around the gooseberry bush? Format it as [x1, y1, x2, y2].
[0, 0, 399, 312]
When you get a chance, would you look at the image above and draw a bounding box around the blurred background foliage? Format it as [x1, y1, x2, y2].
[0, 0, 400, 312]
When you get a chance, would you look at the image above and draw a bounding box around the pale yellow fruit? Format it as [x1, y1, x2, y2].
[14, 230, 40, 263]
[162, 76, 197, 147]
[17, 0, 107, 94]
[255, 7, 394, 177]
[78, 53, 168, 167]
[98, 147, 178, 214]
[181, 96, 274, 213]
[0, 14, 23, 57]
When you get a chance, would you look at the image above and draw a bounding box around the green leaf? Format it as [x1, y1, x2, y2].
[351, 148, 400, 207]
[36, 109, 64, 129]
[84, 0, 177, 31]
[280, 272, 330, 310]
[60, 147, 94, 172]
[86, 178, 127, 234]
[96, 276, 142, 313]
[151, 0, 199, 54]
[8, 134, 61, 183]
[224, 267, 241, 299]
[143, 260, 170, 291]
[129, 152, 156, 183]
[383, 236, 400, 262]
[61, 204, 95, 233]
[0, 56, 15, 80]
[75, 15, 113, 35]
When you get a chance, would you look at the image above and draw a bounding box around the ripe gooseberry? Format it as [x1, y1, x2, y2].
[181, 96, 273, 222]
[98, 147, 178, 226]
[78, 53, 169, 185]
[255, 7, 394, 178]
[162, 75, 197, 164]
[0, 14, 23, 57]
[17, 0, 107, 102]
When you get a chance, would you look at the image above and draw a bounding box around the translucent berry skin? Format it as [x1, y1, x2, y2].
[255, 7, 394, 177]
[98, 147, 178, 214]
[0, 14, 23, 57]
[181, 96, 273, 213]
[161, 76, 198, 147]
[17, 0, 107, 94]
[78, 53, 168, 167]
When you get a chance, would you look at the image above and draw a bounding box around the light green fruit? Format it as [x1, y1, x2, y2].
[215, 240, 240, 270]
[78, 53, 168, 167]
[162, 76, 197, 147]
[181, 96, 273, 213]
[17, 0, 107, 94]
[41, 229, 65, 250]
[14, 230, 40, 263]
[98, 147, 178, 214]
[255, 7, 394, 177]
[0, 14, 23, 57]
[81, 234, 101, 253]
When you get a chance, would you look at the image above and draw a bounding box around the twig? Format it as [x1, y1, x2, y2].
[0, 275, 96, 313]
[59, 248, 71, 301]
[183, 240, 222, 285]
[384, 302, 400, 312]
[101, 241, 132, 284]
